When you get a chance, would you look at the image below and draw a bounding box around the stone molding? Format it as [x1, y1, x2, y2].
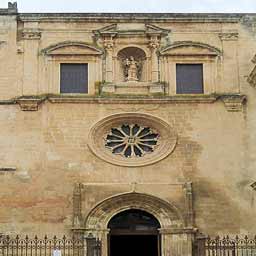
[160, 41, 222, 56]
[0, 167, 16, 172]
[0, 94, 246, 112]
[84, 192, 185, 230]
[41, 41, 103, 55]
[87, 113, 177, 167]
[18, 13, 242, 23]
[47, 94, 218, 104]
[101, 82, 167, 96]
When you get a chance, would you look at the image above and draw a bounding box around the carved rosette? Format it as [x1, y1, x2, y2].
[88, 113, 177, 167]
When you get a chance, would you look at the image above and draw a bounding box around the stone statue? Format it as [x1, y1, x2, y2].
[123, 56, 141, 82]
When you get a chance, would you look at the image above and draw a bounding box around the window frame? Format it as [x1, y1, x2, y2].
[59, 62, 89, 94]
[175, 63, 204, 94]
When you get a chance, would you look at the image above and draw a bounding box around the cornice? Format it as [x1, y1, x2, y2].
[17, 13, 243, 23]
[0, 94, 246, 112]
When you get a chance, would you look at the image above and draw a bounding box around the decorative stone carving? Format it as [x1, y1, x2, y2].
[219, 32, 239, 41]
[8, 2, 17, 13]
[221, 95, 246, 112]
[22, 29, 41, 40]
[123, 56, 141, 82]
[88, 113, 177, 167]
[248, 55, 256, 88]
[105, 124, 159, 158]
[250, 182, 256, 191]
[16, 96, 46, 111]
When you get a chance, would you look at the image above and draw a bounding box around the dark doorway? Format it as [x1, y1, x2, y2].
[108, 209, 160, 256]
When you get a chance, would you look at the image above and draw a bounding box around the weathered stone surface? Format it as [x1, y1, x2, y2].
[0, 4, 256, 248]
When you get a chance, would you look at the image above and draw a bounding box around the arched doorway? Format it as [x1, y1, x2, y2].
[84, 192, 194, 256]
[108, 209, 160, 256]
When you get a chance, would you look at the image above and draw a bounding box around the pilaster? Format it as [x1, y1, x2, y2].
[148, 36, 160, 82]
[22, 25, 41, 95]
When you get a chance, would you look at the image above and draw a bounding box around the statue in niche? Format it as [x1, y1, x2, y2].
[123, 56, 142, 82]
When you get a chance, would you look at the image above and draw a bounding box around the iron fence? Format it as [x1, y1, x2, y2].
[0, 236, 85, 256]
[205, 236, 256, 256]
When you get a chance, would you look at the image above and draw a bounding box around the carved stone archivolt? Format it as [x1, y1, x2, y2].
[88, 113, 177, 167]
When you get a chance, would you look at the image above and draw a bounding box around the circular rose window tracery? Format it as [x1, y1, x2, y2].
[105, 124, 159, 158]
[88, 113, 177, 167]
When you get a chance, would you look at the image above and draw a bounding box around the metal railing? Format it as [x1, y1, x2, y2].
[0, 236, 85, 256]
[205, 236, 256, 256]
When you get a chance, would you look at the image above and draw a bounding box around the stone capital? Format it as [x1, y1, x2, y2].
[148, 36, 160, 50]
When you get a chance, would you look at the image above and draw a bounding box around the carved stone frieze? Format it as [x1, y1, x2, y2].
[219, 32, 239, 41]
[21, 29, 41, 40]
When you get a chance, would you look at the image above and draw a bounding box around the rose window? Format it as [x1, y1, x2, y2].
[105, 124, 159, 158]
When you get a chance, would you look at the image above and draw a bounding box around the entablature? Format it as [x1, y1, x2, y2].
[0, 94, 246, 112]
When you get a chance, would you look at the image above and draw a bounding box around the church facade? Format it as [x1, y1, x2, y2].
[1, 2, 256, 256]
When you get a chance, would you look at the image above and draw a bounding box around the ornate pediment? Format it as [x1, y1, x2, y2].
[93, 23, 170, 36]
[160, 41, 221, 56]
[41, 41, 103, 56]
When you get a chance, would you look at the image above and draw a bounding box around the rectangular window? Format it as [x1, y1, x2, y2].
[60, 63, 88, 93]
[176, 64, 204, 94]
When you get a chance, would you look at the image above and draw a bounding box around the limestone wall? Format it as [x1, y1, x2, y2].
[0, 12, 256, 238]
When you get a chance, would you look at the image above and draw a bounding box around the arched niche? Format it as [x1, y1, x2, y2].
[114, 46, 148, 82]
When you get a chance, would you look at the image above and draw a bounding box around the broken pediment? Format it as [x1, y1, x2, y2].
[160, 41, 221, 56]
[41, 41, 103, 56]
[93, 23, 170, 36]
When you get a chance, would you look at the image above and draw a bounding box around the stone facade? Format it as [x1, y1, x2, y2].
[1, 2, 256, 256]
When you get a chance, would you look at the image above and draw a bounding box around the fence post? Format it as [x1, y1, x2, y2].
[86, 234, 101, 256]
[194, 233, 207, 256]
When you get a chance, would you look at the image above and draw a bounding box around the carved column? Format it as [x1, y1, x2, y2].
[184, 182, 194, 227]
[73, 182, 82, 228]
[149, 36, 160, 83]
[103, 37, 114, 83]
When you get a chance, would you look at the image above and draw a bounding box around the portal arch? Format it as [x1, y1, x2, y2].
[84, 192, 193, 256]
[85, 192, 185, 230]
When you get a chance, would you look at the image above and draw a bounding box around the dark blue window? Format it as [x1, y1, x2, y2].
[176, 64, 204, 94]
[60, 63, 88, 93]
